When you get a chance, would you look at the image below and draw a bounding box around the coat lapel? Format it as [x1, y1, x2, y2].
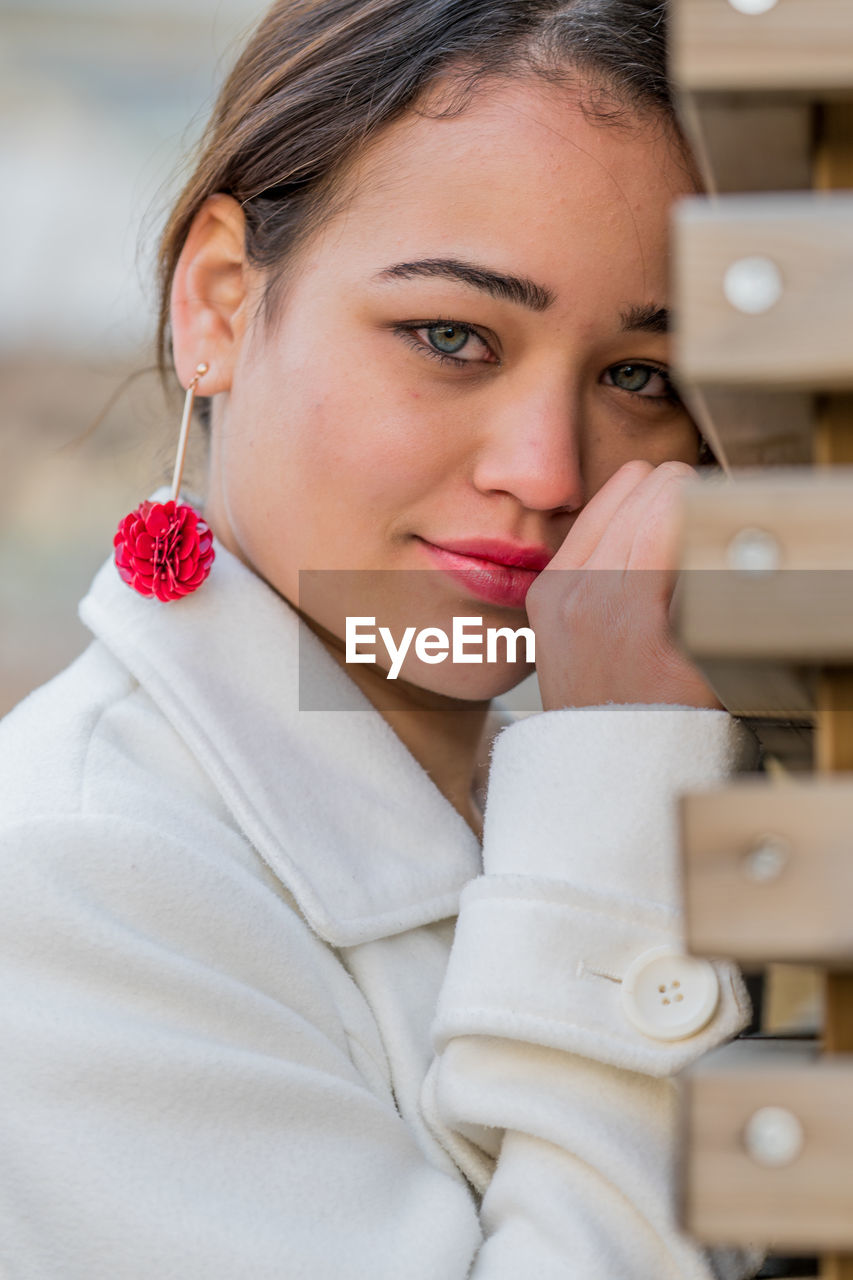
[79, 535, 482, 947]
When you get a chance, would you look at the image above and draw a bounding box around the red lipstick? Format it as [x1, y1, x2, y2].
[417, 537, 553, 609]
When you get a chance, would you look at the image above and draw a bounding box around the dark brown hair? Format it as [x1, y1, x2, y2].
[156, 0, 682, 380]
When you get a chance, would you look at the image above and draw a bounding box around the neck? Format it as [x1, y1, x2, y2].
[200, 487, 492, 838]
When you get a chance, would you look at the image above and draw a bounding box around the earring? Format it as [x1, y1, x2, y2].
[113, 362, 215, 601]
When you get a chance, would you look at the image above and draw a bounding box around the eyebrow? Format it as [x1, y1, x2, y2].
[621, 303, 669, 334]
[375, 259, 669, 333]
[374, 258, 555, 312]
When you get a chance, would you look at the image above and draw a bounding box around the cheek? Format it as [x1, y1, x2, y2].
[582, 401, 700, 489]
[230, 348, 457, 533]
[295, 340, 468, 499]
[300, 393, 451, 513]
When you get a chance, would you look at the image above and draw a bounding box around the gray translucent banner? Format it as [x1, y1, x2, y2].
[296, 568, 853, 719]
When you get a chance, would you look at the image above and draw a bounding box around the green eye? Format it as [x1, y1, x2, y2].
[611, 363, 653, 392]
[427, 324, 470, 355]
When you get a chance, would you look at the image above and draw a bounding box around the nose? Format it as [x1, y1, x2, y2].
[470, 376, 586, 515]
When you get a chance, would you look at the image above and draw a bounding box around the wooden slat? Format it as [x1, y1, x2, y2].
[763, 963, 824, 1035]
[816, 669, 853, 1277]
[700, 665, 816, 723]
[671, 0, 853, 93]
[680, 661, 814, 721]
[683, 388, 813, 469]
[747, 720, 814, 773]
[676, 96, 813, 195]
[814, 395, 853, 468]
[814, 104, 853, 190]
[814, 113, 853, 1251]
[682, 1041, 853, 1250]
[675, 474, 853, 696]
[675, 194, 853, 388]
[681, 779, 853, 962]
[669, 15, 853, 1277]
[679, 470, 853, 572]
[815, 670, 853, 774]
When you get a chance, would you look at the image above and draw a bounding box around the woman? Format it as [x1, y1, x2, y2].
[0, 2, 760, 1277]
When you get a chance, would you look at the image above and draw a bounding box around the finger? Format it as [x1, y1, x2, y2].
[547, 459, 654, 569]
[629, 473, 689, 572]
[587, 460, 694, 572]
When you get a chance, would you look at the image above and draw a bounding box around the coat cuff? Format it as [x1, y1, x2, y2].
[482, 705, 760, 910]
[437, 706, 759, 1077]
[433, 877, 751, 1077]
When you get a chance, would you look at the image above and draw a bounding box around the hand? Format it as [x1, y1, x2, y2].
[526, 460, 724, 712]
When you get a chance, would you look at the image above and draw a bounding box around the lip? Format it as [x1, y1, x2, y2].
[417, 536, 553, 610]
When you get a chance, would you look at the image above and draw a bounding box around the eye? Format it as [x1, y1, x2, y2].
[428, 324, 471, 355]
[603, 362, 679, 402]
[395, 320, 498, 367]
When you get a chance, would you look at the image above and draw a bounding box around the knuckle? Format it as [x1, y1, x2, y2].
[617, 458, 654, 483]
[656, 459, 696, 482]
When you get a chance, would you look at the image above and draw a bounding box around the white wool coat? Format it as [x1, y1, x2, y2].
[0, 542, 761, 1280]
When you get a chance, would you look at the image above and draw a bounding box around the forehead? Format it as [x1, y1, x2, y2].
[316, 75, 695, 298]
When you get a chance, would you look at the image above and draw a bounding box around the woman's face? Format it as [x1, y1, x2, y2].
[201, 76, 699, 700]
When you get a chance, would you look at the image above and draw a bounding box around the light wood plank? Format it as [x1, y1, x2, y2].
[682, 1041, 853, 1249]
[672, 0, 853, 93]
[675, 194, 853, 388]
[675, 471, 853, 671]
[681, 779, 853, 962]
[679, 469, 853, 572]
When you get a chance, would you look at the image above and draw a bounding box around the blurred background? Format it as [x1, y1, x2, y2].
[0, 0, 264, 716]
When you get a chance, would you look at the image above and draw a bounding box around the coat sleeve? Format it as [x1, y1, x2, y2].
[423, 704, 763, 1280]
[0, 707, 760, 1280]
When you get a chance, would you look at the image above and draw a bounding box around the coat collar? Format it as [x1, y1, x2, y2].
[79, 523, 483, 947]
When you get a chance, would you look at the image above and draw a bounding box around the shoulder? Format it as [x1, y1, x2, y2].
[0, 637, 232, 831]
[0, 645, 367, 1060]
[0, 639, 291, 959]
[0, 640, 132, 821]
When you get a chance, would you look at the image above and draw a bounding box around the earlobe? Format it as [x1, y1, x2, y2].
[170, 193, 254, 394]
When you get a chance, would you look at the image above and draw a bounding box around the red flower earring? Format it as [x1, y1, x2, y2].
[114, 362, 215, 601]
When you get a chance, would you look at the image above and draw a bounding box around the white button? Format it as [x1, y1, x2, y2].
[723, 256, 784, 315]
[727, 0, 773, 12]
[741, 834, 790, 883]
[728, 0, 778, 13]
[620, 946, 720, 1041]
[726, 527, 782, 575]
[743, 1106, 804, 1167]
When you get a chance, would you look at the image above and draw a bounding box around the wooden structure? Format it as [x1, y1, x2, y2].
[669, 2, 853, 1276]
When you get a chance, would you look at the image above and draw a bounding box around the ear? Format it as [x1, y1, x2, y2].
[170, 193, 257, 395]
